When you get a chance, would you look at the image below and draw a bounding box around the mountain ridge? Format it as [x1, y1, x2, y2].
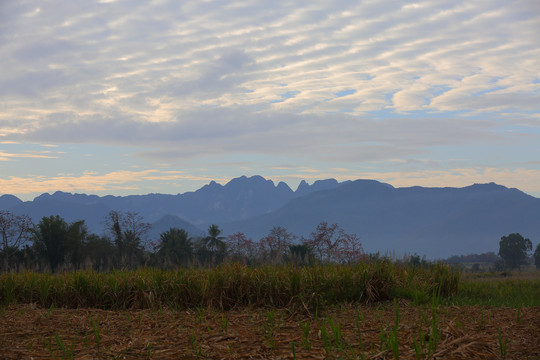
[1, 176, 539, 258]
[0, 175, 348, 234]
[223, 180, 540, 258]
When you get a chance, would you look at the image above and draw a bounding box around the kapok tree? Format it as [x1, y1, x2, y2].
[304, 222, 365, 264]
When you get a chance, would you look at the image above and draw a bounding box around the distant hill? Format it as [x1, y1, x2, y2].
[0, 175, 346, 237]
[2, 176, 539, 258]
[0, 194, 23, 208]
[148, 215, 205, 243]
[223, 180, 540, 258]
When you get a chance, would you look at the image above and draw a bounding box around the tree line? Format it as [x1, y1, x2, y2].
[0, 210, 366, 272]
[1, 210, 539, 272]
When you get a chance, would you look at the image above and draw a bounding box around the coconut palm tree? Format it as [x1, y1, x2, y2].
[204, 224, 226, 252]
[203, 224, 226, 265]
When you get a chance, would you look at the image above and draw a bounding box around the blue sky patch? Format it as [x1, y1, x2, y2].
[335, 89, 357, 97]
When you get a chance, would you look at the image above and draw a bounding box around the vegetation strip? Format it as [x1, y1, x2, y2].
[0, 261, 461, 310]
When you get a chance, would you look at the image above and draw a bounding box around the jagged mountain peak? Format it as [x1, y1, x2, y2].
[277, 181, 292, 192]
[295, 178, 350, 196]
[3, 176, 538, 258]
[296, 180, 309, 192]
[206, 180, 222, 189]
[224, 175, 276, 190]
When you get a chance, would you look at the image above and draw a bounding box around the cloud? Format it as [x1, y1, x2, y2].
[11, 108, 507, 166]
[0, 0, 538, 198]
[2, 0, 538, 121]
[0, 151, 57, 161]
[0, 169, 224, 199]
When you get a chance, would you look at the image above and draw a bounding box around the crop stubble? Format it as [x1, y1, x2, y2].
[0, 302, 538, 359]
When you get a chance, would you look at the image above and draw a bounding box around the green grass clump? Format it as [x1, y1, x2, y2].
[0, 261, 461, 311]
[445, 275, 540, 307]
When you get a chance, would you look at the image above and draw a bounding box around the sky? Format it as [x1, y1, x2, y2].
[1, 0, 539, 201]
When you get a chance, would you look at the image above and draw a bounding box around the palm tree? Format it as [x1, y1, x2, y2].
[157, 228, 193, 268]
[204, 224, 226, 252]
[203, 224, 226, 265]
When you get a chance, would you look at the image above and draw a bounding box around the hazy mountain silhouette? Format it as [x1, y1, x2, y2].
[148, 215, 205, 244]
[0, 194, 23, 209]
[224, 180, 540, 258]
[2, 176, 539, 257]
[295, 178, 352, 196]
[1, 176, 345, 237]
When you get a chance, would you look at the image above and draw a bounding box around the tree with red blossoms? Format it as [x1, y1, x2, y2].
[258, 226, 296, 264]
[304, 222, 364, 264]
[226, 232, 256, 263]
[338, 233, 366, 264]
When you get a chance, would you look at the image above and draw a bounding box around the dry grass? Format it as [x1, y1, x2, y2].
[0, 302, 538, 359]
[1, 264, 538, 358]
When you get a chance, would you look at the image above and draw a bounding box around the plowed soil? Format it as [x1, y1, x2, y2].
[1, 302, 538, 359]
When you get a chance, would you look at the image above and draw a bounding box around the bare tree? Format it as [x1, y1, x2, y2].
[104, 211, 151, 268]
[0, 211, 33, 271]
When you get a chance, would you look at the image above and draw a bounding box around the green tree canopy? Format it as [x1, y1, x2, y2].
[155, 228, 193, 268]
[84, 234, 115, 271]
[32, 215, 88, 272]
[498, 233, 532, 270]
[288, 242, 313, 265]
[534, 243, 540, 270]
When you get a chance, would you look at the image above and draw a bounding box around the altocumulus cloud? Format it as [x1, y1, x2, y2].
[0, 0, 539, 197]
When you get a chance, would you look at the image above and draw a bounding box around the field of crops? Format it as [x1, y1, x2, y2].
[0, 262, 539, 359]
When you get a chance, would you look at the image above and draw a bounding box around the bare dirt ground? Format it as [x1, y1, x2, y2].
[1, 302, 538, 359]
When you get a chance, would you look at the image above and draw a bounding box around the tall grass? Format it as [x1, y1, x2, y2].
[0, 261, 460, 311]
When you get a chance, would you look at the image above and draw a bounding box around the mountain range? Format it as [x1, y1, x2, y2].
[2, 175, 539, 258]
